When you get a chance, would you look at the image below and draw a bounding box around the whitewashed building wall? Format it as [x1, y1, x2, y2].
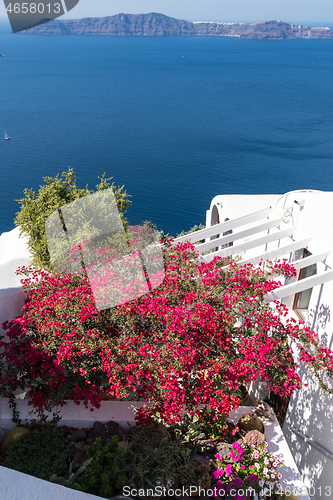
[204, 190, 333, 500]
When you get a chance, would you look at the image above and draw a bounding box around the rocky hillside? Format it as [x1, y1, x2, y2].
[22, 13, 333, 39]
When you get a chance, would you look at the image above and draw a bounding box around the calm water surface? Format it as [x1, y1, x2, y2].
[0, 34, 333, 235]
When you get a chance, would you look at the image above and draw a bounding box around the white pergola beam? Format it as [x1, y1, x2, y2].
[173, 207, 273, 244]
[202, 226, 297, 263]
[236, 237, 313, 267]
[264, 269, 333, 302]
[290, 251, 331, 271]
[194, 217, 282, 253]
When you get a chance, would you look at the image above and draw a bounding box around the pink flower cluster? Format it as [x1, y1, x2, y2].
[212, 441, 284, 499]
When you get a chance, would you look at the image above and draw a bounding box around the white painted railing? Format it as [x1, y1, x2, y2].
[173, 206, 333, 304]
[202, 226, 297, 262]
[173, 206, 302, 265]
[194, 216, 282, 254]
[239, 237, 313, 266]
[290, 250, 331, 271]
[264, 269, 333, 302]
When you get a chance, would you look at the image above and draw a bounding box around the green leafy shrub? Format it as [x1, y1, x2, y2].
[197, 407, 238, 443]
[172, 413, 205, 451]
[172, 408, 239, 452]
[14, 167, 132, 268]
[3, 421, 72, 480]
[78, 436, 127, 497]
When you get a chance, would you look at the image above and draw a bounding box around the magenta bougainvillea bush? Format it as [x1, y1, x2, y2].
[1, 239, 333, 423]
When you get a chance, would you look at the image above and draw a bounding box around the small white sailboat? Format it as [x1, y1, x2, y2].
[4, 131, 11, 140]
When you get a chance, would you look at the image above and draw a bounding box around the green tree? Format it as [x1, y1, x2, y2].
[14, 168, 131, 269]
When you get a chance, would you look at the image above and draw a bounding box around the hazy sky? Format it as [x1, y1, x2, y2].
[0, 0, 333, 25]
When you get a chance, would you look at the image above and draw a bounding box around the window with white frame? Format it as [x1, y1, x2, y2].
[293, 249, 317, 321]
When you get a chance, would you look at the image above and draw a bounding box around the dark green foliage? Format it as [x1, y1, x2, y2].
[196, 407, 231, 443]
[14, 168, 132, 268]
[172, 413, 205, 451]
[176, 223, 206, 242]
[78, 436, 127, 497]
[171, 408, 235, 451]
[49, 457, 93, 491]
[125, 423, 195, 490]
[158, 224, 206, 243]
[3, 421, 72, 480]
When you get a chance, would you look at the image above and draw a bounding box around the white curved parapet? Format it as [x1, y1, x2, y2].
[0, 228, 32, 338]
[0, 258, 31, 289]
[0, 228, 30, 266]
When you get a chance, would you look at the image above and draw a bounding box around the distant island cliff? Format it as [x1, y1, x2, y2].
[22, 13, 333, 39]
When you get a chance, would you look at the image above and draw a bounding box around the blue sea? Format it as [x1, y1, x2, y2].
[1, 33, 333, 236]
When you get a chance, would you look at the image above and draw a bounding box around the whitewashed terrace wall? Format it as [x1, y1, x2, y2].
[0, 399, 148, 438]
